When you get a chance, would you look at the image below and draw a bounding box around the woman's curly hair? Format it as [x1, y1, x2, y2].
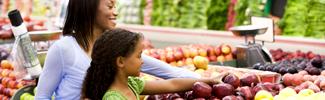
[81, 28, 143, 100]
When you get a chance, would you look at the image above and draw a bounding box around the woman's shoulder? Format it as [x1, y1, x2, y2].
[102, 90, 127, 100]
[50, 36, 78, 50]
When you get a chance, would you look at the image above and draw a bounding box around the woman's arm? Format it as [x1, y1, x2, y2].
[35, 44, 64, 100]
[141, 54, 201, 79]
[141, 72, 228, 95]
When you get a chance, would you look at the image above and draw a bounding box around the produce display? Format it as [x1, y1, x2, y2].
[146, 73, 282, 100]
[150, 0, 210, 29]
[254, 49, 325, 75]
[0, 60, 36, 99]
[206, 0, 230, 30]
[0, 16, 46, 40]
[143, 44, 235, 70]
[279, 0, 325, 39]
[269, 49, 323, 62]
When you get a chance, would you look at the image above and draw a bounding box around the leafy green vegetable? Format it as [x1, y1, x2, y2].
[206, 0, 230, 30]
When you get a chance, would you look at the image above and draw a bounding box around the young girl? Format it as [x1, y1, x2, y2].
[81, 28, 228, 100]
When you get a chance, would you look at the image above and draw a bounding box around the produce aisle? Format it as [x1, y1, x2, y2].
[0, 0, 324, 100]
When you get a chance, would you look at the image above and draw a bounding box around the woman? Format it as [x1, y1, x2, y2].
[36, 0, 200, 99]
[81, 28, 226, 100]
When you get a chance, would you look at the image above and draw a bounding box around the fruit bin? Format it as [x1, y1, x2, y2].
[11, 85, 35, 100]
[209, 65, 281, 83]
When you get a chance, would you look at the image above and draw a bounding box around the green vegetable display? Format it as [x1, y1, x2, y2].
[206, 0, 230, 30]
[279, 0, 324, 39]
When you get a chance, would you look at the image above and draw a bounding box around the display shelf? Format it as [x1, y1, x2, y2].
[118, 24, 325, 54]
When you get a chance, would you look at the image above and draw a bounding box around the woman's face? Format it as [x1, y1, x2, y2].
[95, 0, 118, 31]
[123, 40, 144, 76]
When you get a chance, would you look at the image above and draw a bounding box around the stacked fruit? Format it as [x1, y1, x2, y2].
[270, 48, 325, 62]
[253, 55, 325, 75]
[143, 44, 235, 69]
[146, 73, 285, 100]
[0, 60, 36, 99]
[282, 70, 325, 92]
[254, 88, 325, 100]
[0, 16, 46, 39]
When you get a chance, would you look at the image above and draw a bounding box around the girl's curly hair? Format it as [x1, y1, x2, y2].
[81, 28, 143, 100]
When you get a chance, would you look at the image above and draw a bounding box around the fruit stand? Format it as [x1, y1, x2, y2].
[0, 0, 324, 100]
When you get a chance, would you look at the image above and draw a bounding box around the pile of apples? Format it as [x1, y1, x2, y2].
[143, 44, 235, 69]
[0, 16, 46, 39]
[147, 73, 284, 100]
[0, 60, 36, 99]
[282, 70, 325, 92]
[270, 48, 325, 62]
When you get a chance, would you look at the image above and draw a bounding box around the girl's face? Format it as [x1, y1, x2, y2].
[95, 0, 118, 31]
[123, 40, 144, 76]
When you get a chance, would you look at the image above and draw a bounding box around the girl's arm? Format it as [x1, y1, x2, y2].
[141, 72, 228, 95]
[141, 54, 201, 79]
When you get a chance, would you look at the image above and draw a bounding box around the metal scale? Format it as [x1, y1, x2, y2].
[229, 17, 274, 67]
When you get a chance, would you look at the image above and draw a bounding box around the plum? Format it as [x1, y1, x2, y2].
[252, 63, 262, 69]
[311, 57, 323, 68]
[286, 67, 298, 74]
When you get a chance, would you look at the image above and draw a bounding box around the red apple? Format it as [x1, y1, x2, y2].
[212, 83, 235, 99]
[192, 82, 212, 98]
[8, 80, 17, 89]
[166, 52, 175, 63]
[224, 54, 233, 61]
[222, 74, 240, 89]
[209, 55, 217, 62]
[237, 86, 254, 100]
[207, 47, 215, 56]
[174, 50, 184, 60]
[240, 73, 259, 87]
[214, 46, 221, 56]
[1, 78, 10, 88]
[292, 74, 303, 86]
[282, 73, 293, 86]
[0, 85, 4, 94]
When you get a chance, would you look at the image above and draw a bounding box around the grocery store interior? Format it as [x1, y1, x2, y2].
[0, 0, 325, 100]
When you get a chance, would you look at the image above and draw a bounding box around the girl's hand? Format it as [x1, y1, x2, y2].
[211, 72, 229, 84]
